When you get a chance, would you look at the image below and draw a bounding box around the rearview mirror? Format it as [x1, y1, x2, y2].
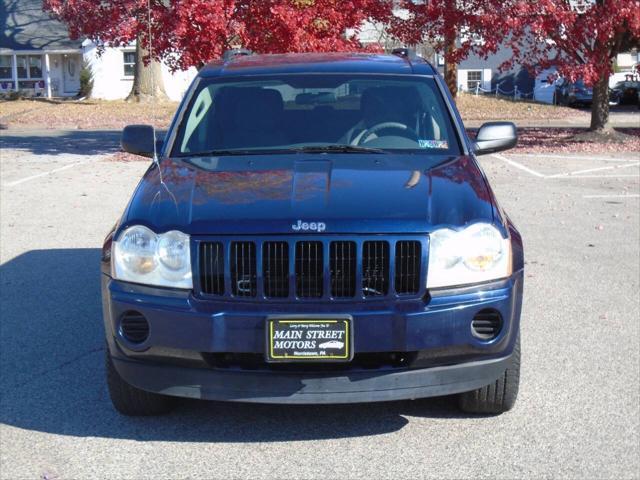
[474, 122, 517, 156]
[121, 125, 162, 158]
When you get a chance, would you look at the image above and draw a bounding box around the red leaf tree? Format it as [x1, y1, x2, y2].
[167, 0, 392, 70]
[505, 0, 640, 132]
[44, 0, 393, 100]
[388, 0, 511, 97]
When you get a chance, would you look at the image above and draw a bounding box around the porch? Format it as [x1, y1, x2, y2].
[0, 50, 82, 98]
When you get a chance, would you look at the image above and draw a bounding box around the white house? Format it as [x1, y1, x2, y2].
[82, 40, 196, 101]
[1, 0, 196, 101]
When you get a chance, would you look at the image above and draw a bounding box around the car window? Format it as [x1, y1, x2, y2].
[172, 75, 460, 156]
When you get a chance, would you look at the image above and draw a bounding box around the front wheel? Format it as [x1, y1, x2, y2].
[458, 334, 521, 414]
[105, 347, 176, 416]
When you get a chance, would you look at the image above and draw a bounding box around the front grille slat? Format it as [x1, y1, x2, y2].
[330, 241, 356, 298]
[199, 238, 422, 300]
[231, 241, 256, 297]
[395, 241, 421, 295]
[296, 241, 323, 298]
[362, 241, 389, 297]
[263, 241, 289, 298]
[199, 242, 224, 295]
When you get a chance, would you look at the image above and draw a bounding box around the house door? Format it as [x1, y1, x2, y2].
[62, 55, 81, 94]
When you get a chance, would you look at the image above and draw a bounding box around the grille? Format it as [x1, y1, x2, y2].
[200, 241, 224, 295]
[362, 241, 389, 297]
[471, 309, 502, 340]
[230, 242, 256, 297]
[198, 238, 423, 300]
[263, 241, 289, 298]
[330, 241, 356, 298]
[296, 241, 323, 298]
[395, 241, 421, 294]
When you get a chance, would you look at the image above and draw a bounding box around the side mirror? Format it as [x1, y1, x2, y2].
[474, 121, 517, 156]
[121, 124, 162, 158]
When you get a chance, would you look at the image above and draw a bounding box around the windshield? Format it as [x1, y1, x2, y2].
[172, 74, 461, 156]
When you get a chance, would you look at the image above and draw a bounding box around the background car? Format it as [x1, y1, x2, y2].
[554, 79, 593, 107]
[609, 80, 640, 106]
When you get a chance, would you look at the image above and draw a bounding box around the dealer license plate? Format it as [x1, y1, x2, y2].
[266, 317, 352, 362]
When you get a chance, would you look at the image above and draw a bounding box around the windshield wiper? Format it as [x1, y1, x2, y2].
[174, 148, 292, 157]
[174, 145, 386, 157]
[291, 145, 386, 154]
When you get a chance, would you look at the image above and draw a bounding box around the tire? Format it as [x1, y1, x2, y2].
[105, 348, 176, 416]
[458, 333, 521, 415]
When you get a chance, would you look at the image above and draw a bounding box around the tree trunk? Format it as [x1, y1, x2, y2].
[126, 34, 168, 103]
[444, 36, 458, 98]
[589, 70, 611, 131]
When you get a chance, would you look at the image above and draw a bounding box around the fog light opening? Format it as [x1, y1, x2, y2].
[471, 308, 502, 340]
[119, 310, 149, 344]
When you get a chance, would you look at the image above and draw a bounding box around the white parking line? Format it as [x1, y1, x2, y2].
[492, 153, 640, 180]
[2, 159, 95, 187]
[583, 194, 640, 199]
[512, 153, 639, 163]
[551, 174, 640, 178]
[547, 162, 640, 178]
[492, 153, 546, 178]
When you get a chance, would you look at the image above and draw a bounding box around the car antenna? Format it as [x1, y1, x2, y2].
[147, 0, 159, 167]
[146, 0, 177, 212]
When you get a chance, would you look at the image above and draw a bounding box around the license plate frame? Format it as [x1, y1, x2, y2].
[265, 315, 353, 363]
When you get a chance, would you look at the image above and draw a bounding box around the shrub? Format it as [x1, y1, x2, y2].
[79, 60, 94, 98]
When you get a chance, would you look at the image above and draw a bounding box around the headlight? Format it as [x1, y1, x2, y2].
[427, 223, 511, 288]
[112, 225, 192, 289]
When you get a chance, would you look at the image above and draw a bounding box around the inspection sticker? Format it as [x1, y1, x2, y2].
[418, 139, 449, 149]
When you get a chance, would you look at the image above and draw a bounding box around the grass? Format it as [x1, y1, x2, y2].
[455, 92, 587, 120]
[0, 98, 177, 129]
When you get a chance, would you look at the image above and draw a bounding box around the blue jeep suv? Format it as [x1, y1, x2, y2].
[103, 51, 523, 415]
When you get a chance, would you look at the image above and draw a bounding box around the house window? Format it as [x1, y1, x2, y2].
[0, 55, 12, 79]
[16, 55, 43, 79]
[467, 70, 482, 91]
[29, 56, 42, 77]
[123, 51, 136, 77]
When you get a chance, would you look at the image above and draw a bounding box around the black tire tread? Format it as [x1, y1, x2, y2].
[458, 334, 521, 414]
[106, 349, 176, 416]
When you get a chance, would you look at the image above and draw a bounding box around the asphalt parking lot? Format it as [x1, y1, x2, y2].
[1, 129, 639, 479]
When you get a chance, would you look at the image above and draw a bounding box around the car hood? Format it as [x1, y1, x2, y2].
[122, 154, 495, 235]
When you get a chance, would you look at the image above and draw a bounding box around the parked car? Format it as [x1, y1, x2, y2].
[609, 80, 640, 106]
[554, 79, 593, 107]
[103, 50, 524, 416]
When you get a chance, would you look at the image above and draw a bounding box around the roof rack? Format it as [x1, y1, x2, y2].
[222, 48, 253, 61]
[391, 47, 417, 60]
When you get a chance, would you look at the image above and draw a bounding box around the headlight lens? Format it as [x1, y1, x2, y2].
[427, 223, 511, 289]
[157, 230, 190, 274]
[117, 225, 158, 274]
[112, 225, 192, 289]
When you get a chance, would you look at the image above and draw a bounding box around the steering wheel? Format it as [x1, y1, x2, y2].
[354, 121, 419, 146]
